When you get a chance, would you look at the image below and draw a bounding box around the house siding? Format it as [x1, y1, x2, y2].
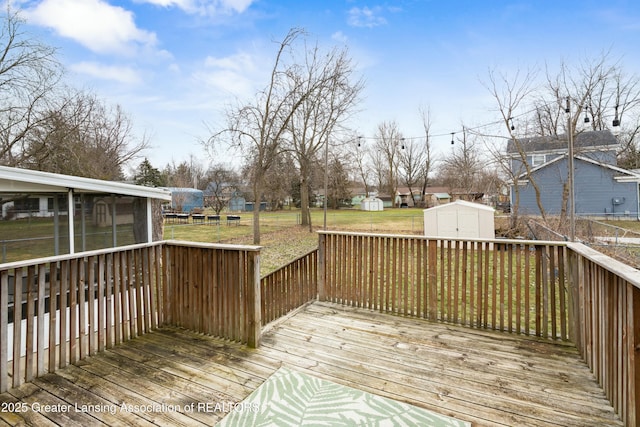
[512, 157, 639, 217]
[511, 150, 616, 174]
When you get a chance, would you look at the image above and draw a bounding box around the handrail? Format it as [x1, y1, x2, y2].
[1, 233, 636, 425]
[317, 231, 638, 427]
[0, 240, 262, 394]
[261, 248, 318, 324]
[317, 229, 568, 247]
[0, 241, 165, 270]
[319, 232, 569, 339]
[567, 241, 640, 288]
[0, 245, 164, 392]
[567, 241, 639, 426]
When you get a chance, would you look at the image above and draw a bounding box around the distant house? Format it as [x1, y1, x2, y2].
[228, 194, 246, 211]
[507, 130, 640, 218]
[166, 187, 204, 213]
[395, 187, 423, 207]
[424, 187, 452, 207]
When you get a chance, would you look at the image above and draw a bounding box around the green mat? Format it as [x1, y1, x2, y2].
[217, 367, 470, 426]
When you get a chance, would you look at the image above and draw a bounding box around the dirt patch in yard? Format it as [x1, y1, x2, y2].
[222, 226, 319, 276]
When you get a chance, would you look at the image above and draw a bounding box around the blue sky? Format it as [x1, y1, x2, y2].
[10, 0, 640, 171]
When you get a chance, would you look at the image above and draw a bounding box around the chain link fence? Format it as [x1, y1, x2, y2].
[525, 216, 640, 269]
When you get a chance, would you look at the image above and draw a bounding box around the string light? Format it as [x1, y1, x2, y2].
[584, 105, 590, 123]
[352, 99, 627, 145]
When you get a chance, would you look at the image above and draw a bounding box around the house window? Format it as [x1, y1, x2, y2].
[531, 154, 546, 167]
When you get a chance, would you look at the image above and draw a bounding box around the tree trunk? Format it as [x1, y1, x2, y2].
[252, 179, 262, 245]
[300, 170, 310, 228]
[299, 160, 314, 232]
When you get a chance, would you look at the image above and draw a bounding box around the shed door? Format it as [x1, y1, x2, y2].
[437, 210, 458, 237]
[436, 209, 478, 238]
[457, 211, 478, 238]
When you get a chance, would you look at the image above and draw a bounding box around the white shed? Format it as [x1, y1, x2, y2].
[360, 197, 384, 211]
[423, 200, 495, 239]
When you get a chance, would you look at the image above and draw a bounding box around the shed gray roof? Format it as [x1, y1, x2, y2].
[506, 130, 618, 154]
[0, 165, 172, 200]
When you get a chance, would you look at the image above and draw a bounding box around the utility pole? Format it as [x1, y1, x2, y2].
[323, 138, 329, 230]
[566, 97, 576, 242]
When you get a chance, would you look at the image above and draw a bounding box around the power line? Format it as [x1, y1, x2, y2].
[352, 98, 632, 144]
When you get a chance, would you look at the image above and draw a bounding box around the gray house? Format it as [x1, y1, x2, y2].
[507, 130, 640, 218]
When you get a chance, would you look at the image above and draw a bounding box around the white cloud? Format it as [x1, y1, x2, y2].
[331, 31, 348, 43]
[348, 6, 387, 28]
[23, 0, 157, 55]
[195, 51, 258, 97]
[70, 61, 142, 84]
[136, 0, 254, 15]
[204, 52, 255, 72]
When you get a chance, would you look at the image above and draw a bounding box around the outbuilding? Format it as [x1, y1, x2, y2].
[423, 200, 495, 239]
[167, 187, 204, 213]
[360, 197, 384, 211]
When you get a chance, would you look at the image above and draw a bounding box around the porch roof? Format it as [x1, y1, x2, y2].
[0, 165, 171, 200]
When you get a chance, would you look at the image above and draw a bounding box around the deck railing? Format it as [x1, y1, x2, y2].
[0, 240, 262, 394]
[317, 231, 639, 427]
[260, 248, 318, 324]
[567, 242, 640, 427]
[162, 240, 261, 347]
[0, 242, 165, 393]
[1, 232, 638, 425]
[318, 231, 570, 339]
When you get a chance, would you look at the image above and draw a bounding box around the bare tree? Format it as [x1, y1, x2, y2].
[21, 89, 148, 179]
[418, 106, 435, 207]
[262, 151, 298, 211]
[351, 136, 372, 197]
[373, 121, 403, 207]
[0, 9, 62, 165]
[398, 136, 425, 207]
[483, 67, 547, 227]
[287, 42, 363, 231]
[485, 54, 640, 230]
[439, 127, 484, 197]
[399, 108, 435, 207]
[208, 28, 325, 244]
[203, 164, 239, 215]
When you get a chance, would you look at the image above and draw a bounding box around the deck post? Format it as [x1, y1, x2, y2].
[629, 284, 640, 426]
[247, 251, 261, 348]
[566, 247, 582, 351]
[427, 240, 437, 321]
[318, 233, 326, 301]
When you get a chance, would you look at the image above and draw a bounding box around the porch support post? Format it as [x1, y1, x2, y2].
[111, 195, 117, 246]
[146, 198, 153, 243]
[67, 189, 75, 254]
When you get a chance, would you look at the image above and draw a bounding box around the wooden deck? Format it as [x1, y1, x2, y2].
[0, 301, 622, 426]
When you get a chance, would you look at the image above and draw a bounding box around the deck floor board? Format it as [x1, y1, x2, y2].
[0, 301, 624, 426]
